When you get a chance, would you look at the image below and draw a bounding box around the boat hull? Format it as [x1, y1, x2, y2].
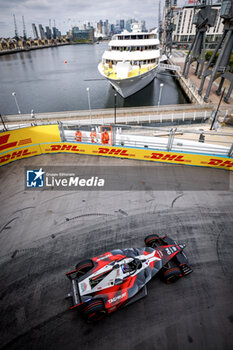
[98, 64, 158, 98]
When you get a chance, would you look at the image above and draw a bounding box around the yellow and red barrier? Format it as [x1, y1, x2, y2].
[0, 125, 232, 170]
[0, 125, 60, 166]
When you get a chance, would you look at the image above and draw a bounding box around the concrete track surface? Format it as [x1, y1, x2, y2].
[0, 154, 233, 350]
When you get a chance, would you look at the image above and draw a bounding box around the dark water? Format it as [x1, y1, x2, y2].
[0, 43, 188, 115]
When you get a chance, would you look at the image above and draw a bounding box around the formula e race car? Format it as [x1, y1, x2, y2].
[66, 235, 192, 322]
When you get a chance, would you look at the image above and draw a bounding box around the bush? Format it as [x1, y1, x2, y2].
[205, 50, 233, 72]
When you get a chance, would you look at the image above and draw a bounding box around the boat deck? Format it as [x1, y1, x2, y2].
[102, 64, 156, 80]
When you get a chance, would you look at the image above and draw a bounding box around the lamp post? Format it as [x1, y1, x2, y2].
[114, 93, 117, 124]
[12, 92, 23, 123]
[158, 83, 164, 107]
[86, 87, 92, 124]
[210, 87, 225, 131]
[12, 92, 21, 114]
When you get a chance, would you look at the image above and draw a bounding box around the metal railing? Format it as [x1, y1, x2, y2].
[1, 118, 232, 159]
[63, 124, 233, 158]
[0, 110, 211, 131]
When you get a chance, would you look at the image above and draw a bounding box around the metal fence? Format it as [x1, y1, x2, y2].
[63, 124, 233, 158]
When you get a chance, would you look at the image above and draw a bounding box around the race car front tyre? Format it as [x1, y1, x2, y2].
[76, 259, 94, 278]
[83, 299, 106, 322]
[144, 234, 161, 248]
[163, 267, 182, 284]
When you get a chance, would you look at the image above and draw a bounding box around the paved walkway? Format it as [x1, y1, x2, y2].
[171, 50, 233, 107]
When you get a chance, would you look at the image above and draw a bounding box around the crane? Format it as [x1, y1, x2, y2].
[13, 14, 19, 40]
[198, 0, 233, 103]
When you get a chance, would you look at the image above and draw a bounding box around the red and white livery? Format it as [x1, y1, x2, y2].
[66, 235, 192, 322]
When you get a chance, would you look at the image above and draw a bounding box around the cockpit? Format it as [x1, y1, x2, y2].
[121, 258, 142, 274]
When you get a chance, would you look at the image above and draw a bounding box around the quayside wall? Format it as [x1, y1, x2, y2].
[0, 124, 232, 170]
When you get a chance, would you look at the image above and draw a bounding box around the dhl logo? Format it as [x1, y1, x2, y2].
[207, 158, 233, 168]
[149, 153, 187, 162]
[49, 144, 81, 152]
[96, 148, 135, 157]
[0, 149, 32, 164]
[148, 153, 233, 168]
[48, 145, 135, 156]
[0, 133, 32, 152]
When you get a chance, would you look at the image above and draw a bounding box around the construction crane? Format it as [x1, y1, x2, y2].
[183, 0, 217, 79]
[22, 16, 27, 41]
[13, 14, 19, 40]
[164, 0, 176, 56]
[198, 0, 233, 103]
[158, 0, 164, 43]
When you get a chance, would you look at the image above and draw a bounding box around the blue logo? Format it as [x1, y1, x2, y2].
[26, 168, 45, 188]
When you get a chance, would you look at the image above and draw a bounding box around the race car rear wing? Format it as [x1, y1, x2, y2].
[66, 270, 82, 309]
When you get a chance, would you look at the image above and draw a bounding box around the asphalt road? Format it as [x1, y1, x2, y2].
[0, 154, 233, 350]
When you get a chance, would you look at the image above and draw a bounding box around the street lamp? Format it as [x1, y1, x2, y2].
[114, 93, 117, 124]
[86, 87, 92, 124]
[158, 83, 164, 107]
[12, 92, 21, 114]
[12, 91, 23, 123]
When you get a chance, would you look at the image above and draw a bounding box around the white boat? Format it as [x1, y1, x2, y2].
[98, 22, 161, 98]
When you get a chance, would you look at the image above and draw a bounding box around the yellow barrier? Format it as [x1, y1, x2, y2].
[0, 125, 60, 149]
[0, 125, 61, 166]
[0, 125, 232, 170]
[0, 145, 42, 165]
[40, 142, 233, 171]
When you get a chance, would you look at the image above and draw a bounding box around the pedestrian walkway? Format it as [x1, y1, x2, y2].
[170, 50, 233, 106]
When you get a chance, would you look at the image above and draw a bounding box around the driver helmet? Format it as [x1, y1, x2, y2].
[122, 263, 131, 273]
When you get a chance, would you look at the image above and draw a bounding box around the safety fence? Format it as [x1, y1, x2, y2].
[1, 110, 211, 129]
[0, 123, 233, 170]
[63, 124, 233, 158]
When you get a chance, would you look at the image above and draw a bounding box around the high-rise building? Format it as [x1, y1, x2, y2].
[110, 24, 115, 33]
[120, 19, 125, 30]
[52, 27, 57, 39]
[103, 20, 108, 35]
[32, 23, 39, 39]
[98, 20, 103, 33]
[45, 26, 52, 39]
[141, 20, 146, 31]
[96, 19, 110, 37]
[172, 1, 224, 48]
[52, 27, 61, 39]
[71, 26, 94, 41]
[126, 19, 135, 32]
[38, 24, 46, 39]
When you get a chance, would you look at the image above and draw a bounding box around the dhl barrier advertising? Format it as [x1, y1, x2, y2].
[0, 145, 42, 165]
[40, 142, 233, 171]
[0, 125, 61, 166]
[0, 125, 232, 170]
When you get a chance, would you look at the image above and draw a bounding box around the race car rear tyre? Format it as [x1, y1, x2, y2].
[76, 259, 94, 278]
[83, 299, 106, 322]
[144, 234, 161, 248]
[163, 267, 182, 284]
